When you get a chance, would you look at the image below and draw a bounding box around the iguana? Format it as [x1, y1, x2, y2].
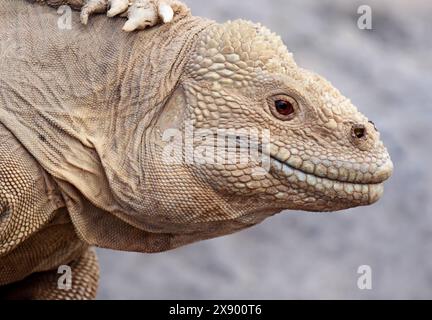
[0, 0, 393, 299]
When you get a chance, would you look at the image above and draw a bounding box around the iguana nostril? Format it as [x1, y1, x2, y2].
[352, 124, 366, 139]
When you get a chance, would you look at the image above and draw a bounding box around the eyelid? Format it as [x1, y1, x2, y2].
[264, 86, 305, 105]
[271, 94, 297, 104]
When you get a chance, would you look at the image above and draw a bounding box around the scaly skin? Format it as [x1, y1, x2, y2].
[0, 1, 393, 299]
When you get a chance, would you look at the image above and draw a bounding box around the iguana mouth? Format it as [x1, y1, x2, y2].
[209, 136, 391, 187]
[270, 155, 384, 185]
[227, 137, 391, 187]
[269, 146, 393, 185]
[269, 155, 386, 204]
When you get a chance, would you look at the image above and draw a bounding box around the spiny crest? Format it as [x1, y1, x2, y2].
[189, 20, 297, 81]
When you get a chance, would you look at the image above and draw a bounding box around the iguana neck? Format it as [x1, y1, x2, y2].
[94, 16, 215, 215]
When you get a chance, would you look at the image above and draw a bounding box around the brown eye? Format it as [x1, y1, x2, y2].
[275, 100, 294, 116]
[269, 95, 298, 120]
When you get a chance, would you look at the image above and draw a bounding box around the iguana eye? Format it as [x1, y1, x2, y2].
[269, 95, 297, 120]
[275, 100, 294, 115]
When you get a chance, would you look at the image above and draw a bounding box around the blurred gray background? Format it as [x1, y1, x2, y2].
[97, 0, 432, 299]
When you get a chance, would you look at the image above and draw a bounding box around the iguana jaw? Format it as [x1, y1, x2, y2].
[269, 144, 393, 184]
[269, 155, 390, 206]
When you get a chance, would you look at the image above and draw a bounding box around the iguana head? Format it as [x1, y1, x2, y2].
[171, 20, 393, 213]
